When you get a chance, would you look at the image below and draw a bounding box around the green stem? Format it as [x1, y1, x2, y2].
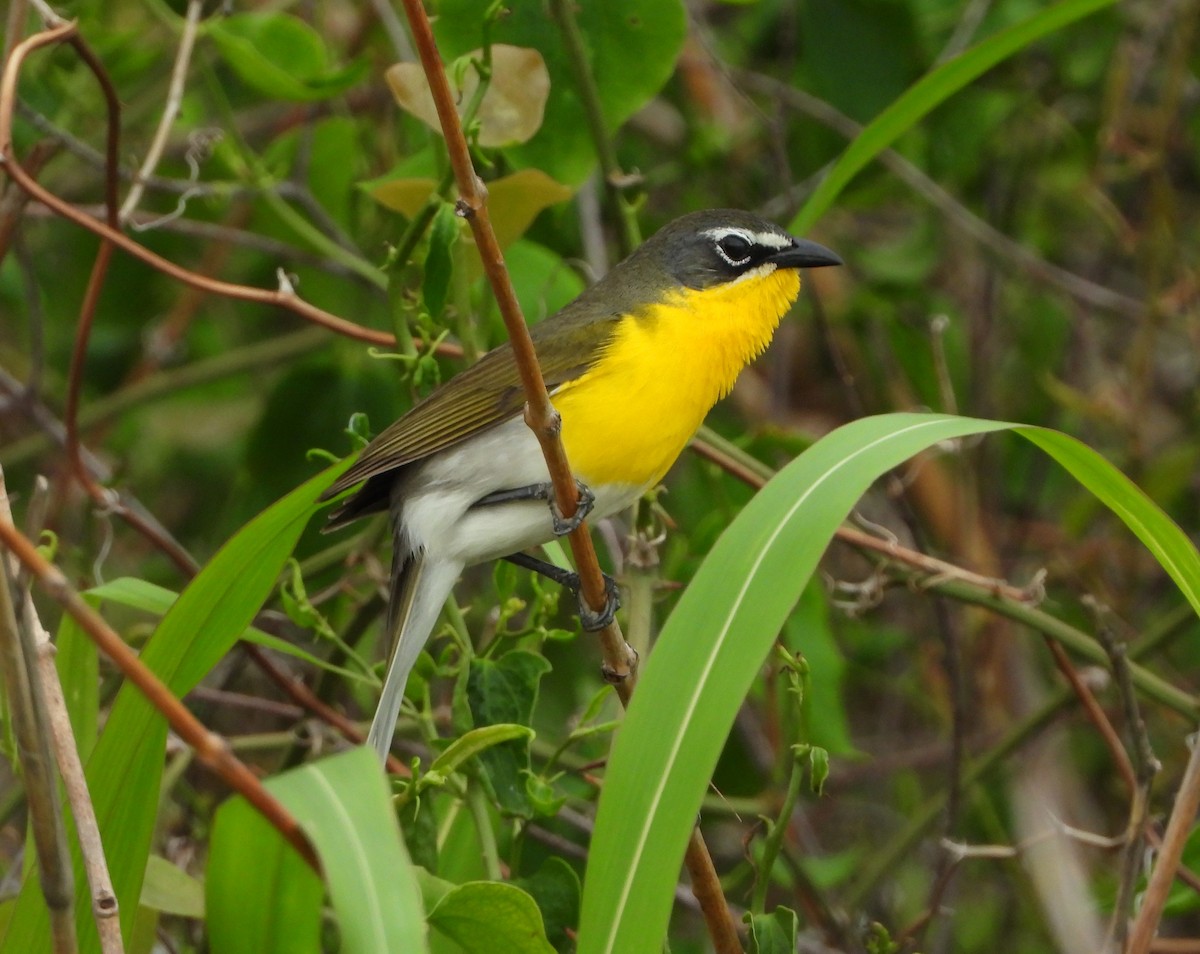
[258, 186, 386, 289]
[694, 425, 778, 482]
[1, 328, 327, 469]
[547, 0, 642, 255]
[847, 602, 1198, 908]
[751, 753, 805, 915]
[465, 778, 504, 880]
[909, 574, 1198, 719]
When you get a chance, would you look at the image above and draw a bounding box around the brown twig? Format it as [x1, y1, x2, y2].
[0, 517, 321, 871]
[242, 642, 411, 778]
[119, 0, 204, 223]
[0, 472, 123, 951]
[0, 23, 395, 349]
[1128, 738, 1200, 954]
[0, 523, 77, 953]
[395, 2, 735, 949]
[691, 434, 1039, 604]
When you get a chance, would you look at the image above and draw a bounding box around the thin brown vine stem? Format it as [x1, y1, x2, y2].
[0, 532, 77, 953]
[1, 471, 122, 951]
[395, 0, 634, 683]
[1128, 738, 1200, 954]
[0, 24, 395, 349]
[119, 0, 204, 224]
[43, 22, 123, 519]
[242, 641, 411, 778]
[396, 1, 740, 949]
[0, 517, 321, 872]
[690, 432, 1038, 604]
[1042, 638, 1136, 792]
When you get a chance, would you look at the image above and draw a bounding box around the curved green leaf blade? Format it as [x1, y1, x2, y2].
[577, 413, 1200, 954]
[791, 0, 1118, 234]
[425, 724, 535, 784]
[208, 13, 366, 102]
[208, 796, 323, 954]
[0, 461, 348, 953]
[1016, 427, 1200, 615]
[214, 746, 428, 954]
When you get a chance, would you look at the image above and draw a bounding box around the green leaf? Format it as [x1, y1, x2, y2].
[54, 608, 98, 762]
[64, 576, 370, 684]
[514, 857, 581, 953]
[428, 881, 555, 954]
[1016, 427, 1200, 617]
[807, 747, 830, 797]
[0, 461, 349, 953]
[208, 12, 366, 102]
[791, 0, 1119, 233]
[424, 723, 535, 786]
[210, 749, 427, 953]
[466, 651, 551, 817]
[423, 202, 459, 321]
[220, 747, 427, 954]
[208, 798, 323, 954]
[140, 856, 205, 920]
[745, 907, 798, 954]
[434, 0, 687, 185]
[576, 413, 1200, 954]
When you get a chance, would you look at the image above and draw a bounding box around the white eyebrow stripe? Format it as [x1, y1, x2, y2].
[702, 226, 794, 250]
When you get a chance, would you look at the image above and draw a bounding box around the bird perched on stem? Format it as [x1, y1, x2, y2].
[322, 208, 842, 759]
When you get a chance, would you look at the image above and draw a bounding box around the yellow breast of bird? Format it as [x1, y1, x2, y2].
[552, 265, 802, 489]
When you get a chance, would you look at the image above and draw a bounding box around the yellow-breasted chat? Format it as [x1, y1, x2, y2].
[321, 208, 842, 758]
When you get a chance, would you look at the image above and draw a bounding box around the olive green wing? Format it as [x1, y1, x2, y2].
[321, 311, 619, 508]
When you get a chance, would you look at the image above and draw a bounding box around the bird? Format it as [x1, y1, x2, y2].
[321, 209, 842, 759]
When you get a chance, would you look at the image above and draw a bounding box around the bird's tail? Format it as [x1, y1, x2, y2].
[366, 549, 461, 761]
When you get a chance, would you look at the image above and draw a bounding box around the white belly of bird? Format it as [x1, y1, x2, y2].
[394, 416, 646, 565]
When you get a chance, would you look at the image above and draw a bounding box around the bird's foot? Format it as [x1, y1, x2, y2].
[502, 551, 620, 631]
[577, 572, 621, 632]
[549, 480, 595, 536]
[476, 479, 595, 535]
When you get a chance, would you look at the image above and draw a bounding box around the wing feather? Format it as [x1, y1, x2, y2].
[321, 306, 622, 507]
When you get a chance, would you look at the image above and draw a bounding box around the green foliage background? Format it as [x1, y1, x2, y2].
[1, 0, 1198, 952]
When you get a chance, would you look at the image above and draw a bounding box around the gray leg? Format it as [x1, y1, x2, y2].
[503, 552, 620, 631]
[476, 480, 596, 535]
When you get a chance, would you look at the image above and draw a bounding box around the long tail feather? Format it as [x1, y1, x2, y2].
[366, 549, 461, 761]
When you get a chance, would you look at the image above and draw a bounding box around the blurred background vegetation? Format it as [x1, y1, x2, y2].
[1, 0, 1198, 951]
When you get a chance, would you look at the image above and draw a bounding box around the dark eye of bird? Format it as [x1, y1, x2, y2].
[715, 234, 753, 266]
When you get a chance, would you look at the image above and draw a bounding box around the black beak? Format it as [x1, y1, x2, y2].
[769, 237, 842, 269]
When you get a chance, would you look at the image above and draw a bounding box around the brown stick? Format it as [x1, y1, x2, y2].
[0, 23, 395, 349]
[394, 2, 733, 948]
[0, 472, 123, 951]
[396, 1, 630, 673]
[0, 535, 77, 953]
[0, 518, 320, 872]
[1127, 740, 1200, 954]
[691, 436, 1038, 604]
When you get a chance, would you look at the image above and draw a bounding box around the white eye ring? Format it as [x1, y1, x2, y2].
[713, 232, 753, 267]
